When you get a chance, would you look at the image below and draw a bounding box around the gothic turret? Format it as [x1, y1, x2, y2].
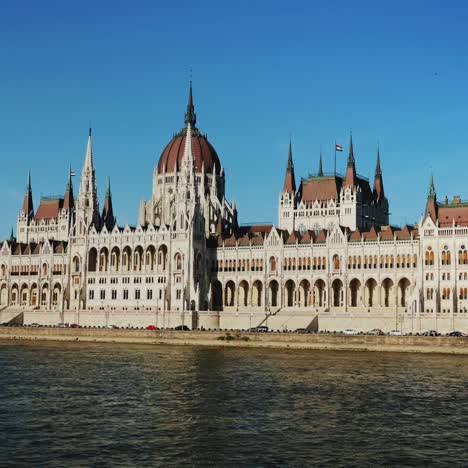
[373, 147, 384, 204]
[425, 174, 438, 222]
[283, 140, 296, 194]
[344, 133, 357, 188]
[101, 177, 116, 231]
[63, 168, 75, 211]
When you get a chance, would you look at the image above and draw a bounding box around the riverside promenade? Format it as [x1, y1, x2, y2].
[1, 327, 468, 355]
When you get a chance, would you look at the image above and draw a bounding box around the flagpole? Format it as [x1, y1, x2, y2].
[334, 140, 337, 175]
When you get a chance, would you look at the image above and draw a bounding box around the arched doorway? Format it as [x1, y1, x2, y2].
[331, 279, 343, 307]
[238, 280, 249, 307]
[224, 281, 235, 307]
[252, 280, 263, 307]
[313, 279, 326, 307]
[398, 278, 411, 307]
[299, 279, 310, 307]
[88, 248, 97, 272]
[269, 280, 279, 307]
[365, 278, 377, 307]
[381, 278, 394, 307]
[211, 281, 223, 310]
[285, 280, 295, 307]
[0, 284, 7, 306]
[349, 279, 361, 307]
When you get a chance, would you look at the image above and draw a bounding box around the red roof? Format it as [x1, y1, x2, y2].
[35, 198, 63, 220]
[157, 127, 220, 175]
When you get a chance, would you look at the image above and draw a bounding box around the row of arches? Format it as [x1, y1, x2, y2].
[0, 283, 62, 307]
[211, 277, 411, 309]
[87, 245, 172, 273]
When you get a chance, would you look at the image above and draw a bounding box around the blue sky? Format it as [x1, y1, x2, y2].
[1, 0, 468, 238]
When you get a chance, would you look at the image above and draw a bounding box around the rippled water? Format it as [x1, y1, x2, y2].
[0, 341, 467, 467]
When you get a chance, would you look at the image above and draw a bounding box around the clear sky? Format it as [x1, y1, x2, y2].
[1, 0, 468, 238]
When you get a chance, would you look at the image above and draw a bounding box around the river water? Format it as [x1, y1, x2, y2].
[0, 341, 467, 467]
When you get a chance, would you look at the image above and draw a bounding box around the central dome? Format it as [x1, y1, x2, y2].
[157, 126, 220, 174]
[156, 83, 221, 175]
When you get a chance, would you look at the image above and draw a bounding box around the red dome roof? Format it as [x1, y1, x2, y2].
[157, 126, 221, 175]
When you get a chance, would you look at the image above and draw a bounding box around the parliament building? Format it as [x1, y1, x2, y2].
[1, 85, 468, 333]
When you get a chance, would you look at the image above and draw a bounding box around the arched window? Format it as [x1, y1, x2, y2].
[269, 256, 276, 272]
[425, 247, 434, 266]
[333, 254, 340, 271]
[175, 253, 182, 270]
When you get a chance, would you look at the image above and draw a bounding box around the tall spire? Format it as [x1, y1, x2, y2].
[184, 81, 196, 126]
[10, 227, 14, 242]
[77, 127, 100, 231]
[318, 150, 323, 177]
[283, 138, 296, 194]
[373, 146, 384, 204]
[425, 173, 438, 222]
[101, 176, 115, 230]
[344, 132, 357, 188]
[21, 170, 34, 220]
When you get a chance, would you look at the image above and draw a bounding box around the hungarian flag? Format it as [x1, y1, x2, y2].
[335, 144, 343, 152]
[70, 170, 76, 176]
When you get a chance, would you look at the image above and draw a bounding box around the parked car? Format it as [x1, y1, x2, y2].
[57, 323, 68, 328]
[69, 323, 81, 328]
[249, 326, 269, 333]
[146, 325, 159, 331]
[29, 323, 41, 327]
[448, 331, 464, 337]
[367, 328, 384, 335]
[294, 328, 307, 334]
[388, 330, 402, 336]
[343, 329, 358, 335]
[175, 325, 190, 331]
[422, 330, 439, 336]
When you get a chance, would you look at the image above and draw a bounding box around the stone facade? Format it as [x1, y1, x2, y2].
[1, 84, 468, 333]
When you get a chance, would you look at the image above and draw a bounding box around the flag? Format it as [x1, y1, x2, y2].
[70, 170, 76, 176]
[335, 144, 343, 152]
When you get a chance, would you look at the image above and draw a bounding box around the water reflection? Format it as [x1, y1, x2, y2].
[0, 341, 467, 467]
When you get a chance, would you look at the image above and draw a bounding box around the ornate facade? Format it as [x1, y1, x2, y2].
[1, 84, 468, 332]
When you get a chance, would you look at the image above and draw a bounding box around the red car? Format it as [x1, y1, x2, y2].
[70, 323, 81, 328]
[146, 325, 159, 330]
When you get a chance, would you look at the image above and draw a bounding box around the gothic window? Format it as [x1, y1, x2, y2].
[333, 254, 340, 271]
[458, 246, 468, 265]
[269, 257, 276, 272]
[425, 247, 434, 266]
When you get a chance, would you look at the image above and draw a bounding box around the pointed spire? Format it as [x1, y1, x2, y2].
[10, 227, 14, 242]
[375, 145, 382, 176]
[184, 81, 196, 126]
[428, 173, 436, 200]
[373, 146, 384, 204]
[318, 150, 323, 177]
[77, 127, 100, 230]
[21, 170, 34, 220]
[85, 128, 93, 167]
[283, 138, 296, 194]
[348, 132, 355, 166]
[344, 132, 357, 188]
[63, 166, 75, 210]
[101, 176, 115, 230]
[425, 173, 438, 222]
